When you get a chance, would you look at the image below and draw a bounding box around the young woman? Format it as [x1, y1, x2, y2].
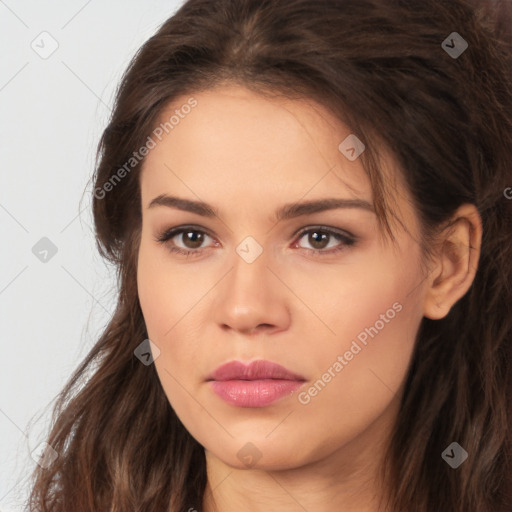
[27, 0, 512, 511]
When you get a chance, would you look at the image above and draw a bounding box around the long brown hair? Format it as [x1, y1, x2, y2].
[26, 0, 512, 510]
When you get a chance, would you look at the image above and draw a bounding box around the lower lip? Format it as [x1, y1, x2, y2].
[208, 379, 304, 407]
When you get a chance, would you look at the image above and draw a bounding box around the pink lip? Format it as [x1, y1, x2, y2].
[206, 360, 306, 408]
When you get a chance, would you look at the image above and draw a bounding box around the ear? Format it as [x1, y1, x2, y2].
[423, 204, 482, 320]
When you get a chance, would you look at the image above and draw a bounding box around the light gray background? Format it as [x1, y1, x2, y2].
[0, 2, 183, 509]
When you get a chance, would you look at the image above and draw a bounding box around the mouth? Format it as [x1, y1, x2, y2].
[206, 360, 306, 408]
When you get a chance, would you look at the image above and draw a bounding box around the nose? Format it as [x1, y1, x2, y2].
[213, 249, 291, 336]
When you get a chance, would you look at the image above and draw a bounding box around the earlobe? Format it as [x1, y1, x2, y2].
[423, 204, 482, 320]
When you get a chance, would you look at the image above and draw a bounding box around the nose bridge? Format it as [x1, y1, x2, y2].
[230, 240, 269, 296]
[213, 238, 291, 334]
[225, 239, 273, 309]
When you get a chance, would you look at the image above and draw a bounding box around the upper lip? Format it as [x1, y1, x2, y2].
[207, 360, 306, 382]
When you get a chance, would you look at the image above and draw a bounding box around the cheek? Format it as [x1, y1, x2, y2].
[286, 242, 422, 360]
[137, 243, 207, 418]
[137, 239, 203, 343]
[137, 239, 217, 382]
[290, 242, 417, 365]
[295, 300, 418, 460]
[137, 242, 192, 383]
[292, 248, 423, 427]
[137, 245, 171, 341]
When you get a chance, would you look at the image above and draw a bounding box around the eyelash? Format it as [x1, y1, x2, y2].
[154, 225, 356, 259]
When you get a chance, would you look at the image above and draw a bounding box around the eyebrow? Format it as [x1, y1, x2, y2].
[147, 194, 374, 222]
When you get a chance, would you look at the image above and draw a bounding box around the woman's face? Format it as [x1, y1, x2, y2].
[137, 84, 428, 472]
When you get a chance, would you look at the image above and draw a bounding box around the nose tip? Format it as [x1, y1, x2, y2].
[214, 254, 292, 337]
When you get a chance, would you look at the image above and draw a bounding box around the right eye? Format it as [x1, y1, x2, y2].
[155, 226, 218, 257]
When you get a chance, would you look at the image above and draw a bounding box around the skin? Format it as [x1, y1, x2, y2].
[136, 84, 482, 512]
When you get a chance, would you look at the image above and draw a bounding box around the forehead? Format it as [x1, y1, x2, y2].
[139, 84, 389, 213]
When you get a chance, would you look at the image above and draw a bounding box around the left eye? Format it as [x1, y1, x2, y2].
[155, 227, 216, 255]
[155, 225, 355, 257]
[294, 227, 355, 253]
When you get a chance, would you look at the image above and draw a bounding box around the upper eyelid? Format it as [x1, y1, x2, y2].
[155, 225, 214, 243]
[295, 225, 354, 239]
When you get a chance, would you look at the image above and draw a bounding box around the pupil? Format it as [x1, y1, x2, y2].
[184, 231, 204, 248]
[310, 231, 328, 249]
